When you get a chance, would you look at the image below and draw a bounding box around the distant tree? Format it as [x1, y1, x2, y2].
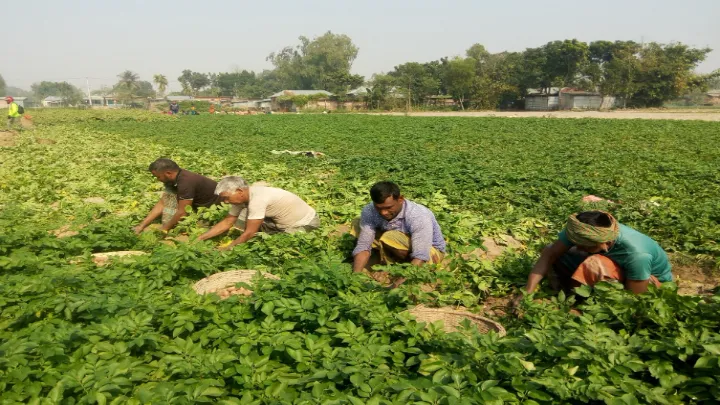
[178, 70, 210, 95]
[542, 39, 590, 87]
[707, 69, 720, 90]
[389, 62, 439, 110]
[5, 86, 32, 98]
[366, 74, 397, 110]
[587, 41, 642, 105]
[117, 70, 139, 93]
[0, 74, 6, 96]
[323, 71, 364, 97]
[31, 81, 83, 105]
[115, 70, 140, 104]
[153, 74, 168, 97]
[134, 81, 156, 98]
[216, 70, 257, 97]
[471, 52, 524, 109]
[444, 57, 475, 109]
[268, 31, 361, 92]
[630, 42, 711, 107]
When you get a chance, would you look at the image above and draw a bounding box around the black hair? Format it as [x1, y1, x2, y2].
[148, 158, 180, 172]
[576, 211, 613, 227]
[370, 181, 401, 204]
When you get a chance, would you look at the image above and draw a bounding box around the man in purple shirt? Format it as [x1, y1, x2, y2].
[352, 181, 446, 287]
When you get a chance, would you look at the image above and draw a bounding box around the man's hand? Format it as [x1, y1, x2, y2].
[133, 225, 145, 235]
[352, 251, 371, 273]
[510, 294, 524, 310]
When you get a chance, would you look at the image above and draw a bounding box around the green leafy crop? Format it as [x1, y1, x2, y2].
[0, 110, 718, 403]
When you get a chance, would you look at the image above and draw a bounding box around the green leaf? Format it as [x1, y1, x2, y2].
[694, 356, 716, 369]
[703, 344, 720, 355]
[261, 302, 275, 316]
[201, 387, 225, 397]
[418, 358, 445, 376]
[574, 285, 592, 297]
[440, 385, 461, 398]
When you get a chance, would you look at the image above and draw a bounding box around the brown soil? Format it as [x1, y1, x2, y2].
[673, 264, 720, 295]
[20, 117, 34, 129]
[329, 224, 351, 238]
[481, 296, 514, 317]
[36, 138, 56, 145]
[83, 197, 106, 204]
[0, 131, 16, 147]
[50, 225, 80, 238]
[462, 235, 524, 261]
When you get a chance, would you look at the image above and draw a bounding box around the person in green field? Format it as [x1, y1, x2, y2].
[134, 158, 220, 234]
[516, 210, 673, 303]
[5, 96, 21, 130]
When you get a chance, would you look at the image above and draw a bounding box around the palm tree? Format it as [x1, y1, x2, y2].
[116, 70, 139, 105]
[153, 74, 168, 97]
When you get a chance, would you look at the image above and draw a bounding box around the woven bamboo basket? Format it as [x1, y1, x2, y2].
[192, 270, 280, 296]
[409, 304, 506, 336]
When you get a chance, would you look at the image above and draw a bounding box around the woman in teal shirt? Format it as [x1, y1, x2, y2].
[520, 211, 672, 298]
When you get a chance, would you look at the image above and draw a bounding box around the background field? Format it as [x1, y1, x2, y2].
[0, 112, 719, 403]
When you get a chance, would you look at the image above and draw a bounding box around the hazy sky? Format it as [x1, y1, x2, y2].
[4, 0, 719, 93]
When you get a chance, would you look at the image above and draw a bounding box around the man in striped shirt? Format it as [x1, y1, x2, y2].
[352, 181, 446, 287]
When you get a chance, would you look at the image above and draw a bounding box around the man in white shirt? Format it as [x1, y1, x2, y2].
[198, 176, 320, 249]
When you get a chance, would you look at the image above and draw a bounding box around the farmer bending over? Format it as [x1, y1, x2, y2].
[351, 181, 446, 288]
[517, 210, 672, 302]
[134, 158, 220, 234]
[198, 176, 320, 249]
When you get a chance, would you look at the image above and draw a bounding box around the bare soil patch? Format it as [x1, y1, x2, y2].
[673, 264, 720, 295]
[20, 117, 34, 129]
[50, 225, 81, 238]
[481, 296, 514, 317]
[83, 197, 106, 204]
[462, 235, 524, 261]
[329, 224, 351, 238]
[0, 131, 17, 147]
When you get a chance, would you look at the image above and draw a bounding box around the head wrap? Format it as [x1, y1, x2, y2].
[5, 96, 13, 102]
[565, 211, 619, 246]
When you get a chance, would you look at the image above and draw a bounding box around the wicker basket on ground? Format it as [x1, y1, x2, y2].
[409, 304, 506, 337]
[192, 270, 280, 299]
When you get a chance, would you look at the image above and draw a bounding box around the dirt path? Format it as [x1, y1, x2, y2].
[371, 110, 720, 121]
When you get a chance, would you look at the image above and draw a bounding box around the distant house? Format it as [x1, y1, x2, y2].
[347, 87, 369, 98]
[42, 96, 65, 107]
[166, 95, 194, 102]
[258, 99, 272, 111]
[525, 88, 560, 111]
[84, 95, 121, 107]
[194, 96, 232, 104]
[232, 99, 258, 109]
[231, 99, 267, 110]
[525, 88, 620, 111]
[269, 90, 334, 112]
[425, 95, 455, 107]
[559, 90, 603, 110]
[707, 90, 720, 105]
